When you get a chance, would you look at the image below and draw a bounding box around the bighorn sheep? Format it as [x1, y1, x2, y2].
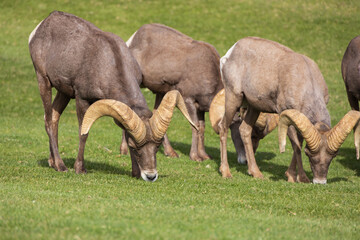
[209, 89, 279, 164]
[28, 11, 196, 182]
[124, 23, 223, 161]
[218, 37, 360, 184]
[342, 35, 360, 112]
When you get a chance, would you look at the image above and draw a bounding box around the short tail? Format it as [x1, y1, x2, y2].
[126, 31, 137, 47]
[220, 42, 237, 82]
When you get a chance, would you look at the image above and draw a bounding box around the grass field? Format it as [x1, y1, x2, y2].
[1, 0, 360, 239]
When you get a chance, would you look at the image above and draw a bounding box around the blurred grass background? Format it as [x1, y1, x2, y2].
[0, 0, 359, 239]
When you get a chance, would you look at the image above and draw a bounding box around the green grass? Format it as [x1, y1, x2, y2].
[1, 0, 360, 239]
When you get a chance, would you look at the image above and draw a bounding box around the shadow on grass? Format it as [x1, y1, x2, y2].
[336, 147, 360, 176]
[166, 141, 303, 181]
[37, 158, 132, 176]
[327, 177, 348, 183]
[165, 141, 350, 183]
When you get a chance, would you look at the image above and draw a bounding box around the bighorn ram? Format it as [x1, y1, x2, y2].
[342, 36, 360, 159]
[28, 11, 196, 182]
[209, 89, 279, 164]
[124, 23, 223, 161]
[342, 35, 360, 112]
[219, 37, 360, 184]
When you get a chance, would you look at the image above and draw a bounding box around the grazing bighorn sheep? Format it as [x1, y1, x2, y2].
[342, 35, 360, 159]
[28, 11, 196, 182]
[209, 89, 279, 164]
[124, 23, 223, 161]
[219, 37, 360, 184]
[342, 36, 360, 111]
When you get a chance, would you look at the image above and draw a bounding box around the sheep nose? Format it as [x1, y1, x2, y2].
[313, 178, 327, 184]
[141, 171, 158, 182]
[146, 173, 158, 181]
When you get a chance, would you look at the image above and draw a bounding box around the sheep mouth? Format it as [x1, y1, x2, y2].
[141, 171, 158, 182]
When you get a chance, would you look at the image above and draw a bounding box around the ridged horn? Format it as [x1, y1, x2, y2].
[254, 112, 267, 129]
[149, 90, 198, 141]
[278, 109, 321, 153]
[81, 99, 147, 145]
[209, 89, 225, 134]
[327, 110, 360, 155]
[264, 113, 279, 134]
[355, 122, 360, 160]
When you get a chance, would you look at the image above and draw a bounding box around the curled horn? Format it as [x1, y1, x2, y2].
[81, 99, 147, 145]
[254, 112, 267, 129]
[278, 109, 321, 153]
[149, 90, 198, 141]
[209, 89, 225, 134]
[355, 123, 360, 160]
[327, 110, 360, 156]
[255, 113, 279, 134]
[265, 114, 280, 134]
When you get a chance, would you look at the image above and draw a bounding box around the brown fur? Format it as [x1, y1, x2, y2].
[342, 35, 360, 110]
[126, 23, 223, 161]
[219, 37, 332, 183]
[29, 11, 159, 181]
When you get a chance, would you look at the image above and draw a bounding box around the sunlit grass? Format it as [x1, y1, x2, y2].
[0, 0, 359, 239]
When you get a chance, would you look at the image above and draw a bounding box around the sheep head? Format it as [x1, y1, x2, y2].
[278, 109, 360, 184]
[81, 90, 198, 182]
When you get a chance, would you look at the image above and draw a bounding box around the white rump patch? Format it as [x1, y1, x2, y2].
[220, 42, 237, 82]
[220, 42, 237, 69]
[28, 20, 44, 44]
[126, 31, 137, 47]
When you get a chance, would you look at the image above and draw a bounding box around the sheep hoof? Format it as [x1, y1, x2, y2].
[249, 170, 264, 179]
[55, 163, 68, 172]
[220, 166, 232, 178]
[296, 174, 311, 183]
[48, 158, 55, 168]
[120, 147, 128, 155]
[165, 150, 179, 158]
[75, 168, 87, 174]
[199, 153, 212, 160]
[190, 153, 204, 162]
[285, 171, 297, 183]
[74, 161, 87, 174]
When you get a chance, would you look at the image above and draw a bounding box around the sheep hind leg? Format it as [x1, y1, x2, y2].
[197, 111, 211, 160]
[183, 98, 203, 161]
[240, 107, 263, 179]
[74, 97, 90, 174]
[37, 72, 68, 172]
[47, 91, 70, 170]
[219, 91, 241, 178]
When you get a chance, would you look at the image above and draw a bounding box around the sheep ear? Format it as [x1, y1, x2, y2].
[149, 90, 198, 141]
[327, 110, 360, 154]
[81, 100, 147, 145]
[278, 109, 321, 153]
